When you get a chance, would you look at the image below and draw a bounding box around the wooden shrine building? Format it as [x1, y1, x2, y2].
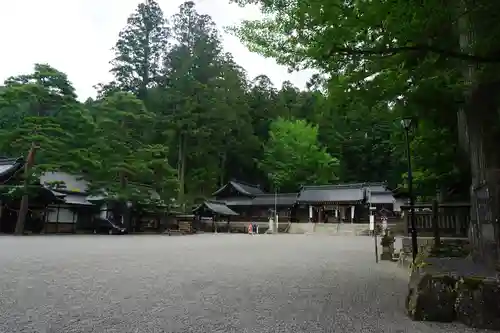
[201, 180, 298, 222]
[296, 184, 366, 223]
[0, 158, 76, 233]
[0, 156, 167, 234]
[193, 200, 239, 219]
[295, 182, 397, 223]
[365, 183, 398, 216]
[194, 180, 399, 223]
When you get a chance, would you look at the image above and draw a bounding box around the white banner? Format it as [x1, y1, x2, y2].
[369, 215, 375, 231]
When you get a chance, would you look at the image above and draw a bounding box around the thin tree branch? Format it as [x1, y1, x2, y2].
[330, 45, 500, 63]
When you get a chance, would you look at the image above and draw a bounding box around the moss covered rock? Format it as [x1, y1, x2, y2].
[406, 265, 457, 322]
[402, 238, 500, 326]
[455, 276, 500, 330]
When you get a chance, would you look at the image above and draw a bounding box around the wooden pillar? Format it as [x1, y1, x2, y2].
[454, 211, 460, 236]
[0, 200, 3, 233]
[431, 200, 440, 248]
[43, 206, 48, 234]
[406, 208, 410, 235]
[72, 209, 77, 234]
[55, 205, 60, 234]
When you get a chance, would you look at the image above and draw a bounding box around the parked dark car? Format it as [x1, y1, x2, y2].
[93, 218, 128, 235]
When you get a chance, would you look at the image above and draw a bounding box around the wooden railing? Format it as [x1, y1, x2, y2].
[412, 211, 469, 236]
[401, 202, 470, 237]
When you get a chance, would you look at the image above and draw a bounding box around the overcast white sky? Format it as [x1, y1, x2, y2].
[0, 0, 312, 100]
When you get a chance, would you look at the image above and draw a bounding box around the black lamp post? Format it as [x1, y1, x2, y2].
[401, 117, 418, 262]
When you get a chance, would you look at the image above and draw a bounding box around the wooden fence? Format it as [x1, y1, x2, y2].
[401, 202, 470, 237]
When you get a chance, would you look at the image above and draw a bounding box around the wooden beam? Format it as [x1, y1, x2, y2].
[401, 202, 471, 209]
[55, 205, 60, 234]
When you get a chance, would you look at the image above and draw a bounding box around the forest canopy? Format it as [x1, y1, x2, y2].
[0, 0, 469, 209]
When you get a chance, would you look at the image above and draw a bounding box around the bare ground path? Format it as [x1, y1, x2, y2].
[0, 234, 485, 332]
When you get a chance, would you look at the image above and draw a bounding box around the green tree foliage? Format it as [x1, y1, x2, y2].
[230, 0, 473, 199]
[161, 0, 226, 199]
[260, 118, 338, 191]
[0, 64, 97, 180]
[89, 92, 176, 203]
[1, 0, 475, 219]
[109, 0, 168, 98]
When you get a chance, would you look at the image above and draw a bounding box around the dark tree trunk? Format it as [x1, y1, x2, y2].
[15, 143, 37, 235]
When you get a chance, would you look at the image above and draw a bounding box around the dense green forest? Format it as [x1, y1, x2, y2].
[229, 0, 500, 257]
[0, 0, 470, 209]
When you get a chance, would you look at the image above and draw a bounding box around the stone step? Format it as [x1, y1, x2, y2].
[289, 223, 376, 235]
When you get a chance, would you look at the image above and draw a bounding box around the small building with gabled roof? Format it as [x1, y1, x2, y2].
[212, 179, 265, 197]
[193, 200, 239, 217]
[199, 179, 298, 222]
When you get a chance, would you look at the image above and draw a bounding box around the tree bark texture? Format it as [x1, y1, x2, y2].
[457, 0, 500, 265]
[15, 143, 37, 235]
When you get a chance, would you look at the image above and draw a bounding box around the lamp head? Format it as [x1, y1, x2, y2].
[400, 117, 413, 130]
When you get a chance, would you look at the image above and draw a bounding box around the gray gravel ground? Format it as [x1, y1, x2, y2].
[0, 234, 485, 333]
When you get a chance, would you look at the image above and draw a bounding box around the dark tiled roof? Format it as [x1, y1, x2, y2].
[223, 197, 253, 206]
[229, 180, 264, 195]
[0, 157, 24, 181]
[364, 182, 394, 204]
[251, 193, 298, 206]
[223, 193, 298, 206]
[212, 179, 265, 197]
[196, 201, 239, 216]
[363, 182, 387, 193]
[369, 192, 395, 204]
[0, 157, 23, 166]
[297, 184, 365, 203]
[51, 191, 94, 206]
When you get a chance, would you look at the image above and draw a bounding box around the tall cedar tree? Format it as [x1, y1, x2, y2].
[110, 0, 169, 99]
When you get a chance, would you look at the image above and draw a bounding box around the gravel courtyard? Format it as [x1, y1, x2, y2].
[0, 234, 483, 333]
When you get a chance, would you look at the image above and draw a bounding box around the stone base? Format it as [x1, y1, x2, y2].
[405, 257, 500, 329]
[398, 251, 412, 268]
[455, 277, 500, 330]
[380, 252, 393, 261]
[406, 270, 456, 322]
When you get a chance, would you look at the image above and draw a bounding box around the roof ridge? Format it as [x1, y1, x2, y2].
[363, 182, 388, 187]
[254, 193, 298, 197]
[230, 179, 261, 188]
[206, 199, 227, 205]
[302, 183, 365, 190]
[0, 157, 24, 165]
